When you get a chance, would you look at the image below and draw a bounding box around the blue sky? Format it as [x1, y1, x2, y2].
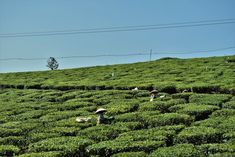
[0, 0, 235, 73]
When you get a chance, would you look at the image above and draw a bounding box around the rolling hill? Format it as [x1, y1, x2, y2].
[0, 55, 235, 157]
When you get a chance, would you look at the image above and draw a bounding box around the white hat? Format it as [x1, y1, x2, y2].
[95, 108, 107, 114]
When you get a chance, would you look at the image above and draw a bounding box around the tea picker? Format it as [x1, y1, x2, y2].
[95, 108, 107, 125]
[150, 89, 158, 102]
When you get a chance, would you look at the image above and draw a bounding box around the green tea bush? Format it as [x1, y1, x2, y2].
[65, 99, 95, 107]
[0, 127, 23, 137]
[111, 151, 147, 157]
[113, 122, 143, 130]
[43, 126, 81, 136]
[147, 113, 193, 128]
[28, 137, 93, 156]
[198, 143, 235, 156]
[116, 128, 174, 145]
[222, 98, 235, 109]
[169, 104, 219, 120]
[210, 109, 235, 117]
[175, 126, 222, 144]
[172, 92, 193, 102]
[0, 121, 41, 135]
[39, 110, 87, 122]
[153, 99, 186, 113]
[191, 85, 221, 94]
[106, 100, 139, 115]
[115, 111, 160, 123]
[195, 116, 235, 134]
[92, 97, 111, 106]
[28, 133, 61, 143]
[209, 152, 235, 157]
[0, 136, 26, 146]
[149, 144, 203, 157]
[13, 110, 46, 120]
[78, 125, 129, 142]
[189, 94, 231, 107]
[223, 132, 235, 141]
[16, 151, 63, 157]
[86, 140, 165, 156]
[0, 145, 20, 156]
[138, 102, 159, 111]
[138, 99, 184, 113]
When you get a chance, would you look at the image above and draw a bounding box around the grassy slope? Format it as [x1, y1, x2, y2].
[0, 55, 235, 157]
[0, 55, 235, 92]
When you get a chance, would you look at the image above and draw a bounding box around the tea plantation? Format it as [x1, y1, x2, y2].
[0, 55, 234, 156]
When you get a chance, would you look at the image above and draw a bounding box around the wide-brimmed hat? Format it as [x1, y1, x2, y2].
[150, 89, 158, 94]
[95, 108, 107, 114]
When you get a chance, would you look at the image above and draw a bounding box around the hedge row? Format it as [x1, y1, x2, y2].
[86, 140, 165, 156]
[139, 99, 186, 113]
[111, 151, 147, 157]
[169, 104, 219, 120]
[16, 151, 63, 157]
[105, 100, 139, 115]
[195, 116, 235, 134]
[189, 94, 231, 107]
[198, 143, 235, 156]
[28, 137, 93, 156]
[210, 109, 235, 118]
[0, 145, 20, 156]
[149, 144, 202, 157]
[78, 125, 130, 142]
[146, 113, 193, 128]
[116, 128, 174, 144]
[0, 136, 26, 146]
[175, 126, 222, 144]
[115, 111, 160, 123]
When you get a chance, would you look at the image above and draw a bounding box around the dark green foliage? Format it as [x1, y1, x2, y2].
[198, 143, 235, 156]
[28, 137, 93, 156]
[115, 111, 160, 123]
[78, 125, 129, 142]
[28, 133, 61, 143]
[16, 151, 63, 157]
[223, 132, 235, 141]
[0, 127, 23, 137]
[175, 126, 222, 144]
[86, 140, 165, 156]
[223, 97, 235, 109]
[195, 116, 235, 134]
[113, 122, 143, 130]
[139, 99, 186, 113]
[189, 94, 232, 107]
[116, 128, 174, 144]
[0, 145, 20, 156]
[147, 113, 193, 127]
[169, 104, 219, 120]
[210, 109, 235, 117]
[111, 151, 147, 157]
[43, 126, 81, 136]
[0, 136, 26, 146]
[172, 92, 193, 102]
[150, 144, 203, 157]
[106, 100, 139, 115]
[1, 55, 234, 92]
[209, 152, 235, 157]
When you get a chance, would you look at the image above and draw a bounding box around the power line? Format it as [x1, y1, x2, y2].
[1, 18, 234, 35]
[0, 18, 235, 38]
[0, 46, 234, 61]
[152, 46, 235, 54]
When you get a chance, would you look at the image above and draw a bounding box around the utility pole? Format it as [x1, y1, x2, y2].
[149, 49, 152, 61]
